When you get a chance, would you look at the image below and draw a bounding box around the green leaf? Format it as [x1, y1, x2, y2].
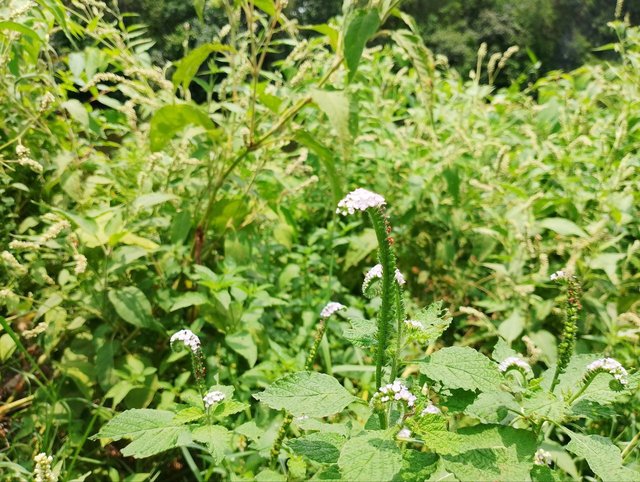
[344, 228, 377, 269]
[255, 469, 286, 482]
[410, 301, 452, 345]
[172, 43, 228, 91]
[497, 310, 524, 343]
[419, 346, 502, 392]
[226, 330, 258, 367]
[191, 425, 231, 463]
[538, 217, 587, 237]
[337, 430, 403, 482]
[149, 104, 215, 152]
[294, 130, 342, 205]
[254, 371, 358, 417]
[465, 391, 519, 423]
[170, 292, 209, 311]
[311, 89, 350, 144]
[522, 391, 566, 423]
[252, 0, 276, 16]
[108, 287, 161, 331]
[132, 192, 178, 210]
[343, 9, 380, 82]
[566, 431, 638, 481]
[91, 409, 191, 458]
[193, 0, 205, 21]
[0, 333, 16, 362]
[343, 317, 377, 348]
[287, 432, 345, 464]
[393, 449, 439, 482]
[61, 99, 89, 128]
[443, 446, 533, 482]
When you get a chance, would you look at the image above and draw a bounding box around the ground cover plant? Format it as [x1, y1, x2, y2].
[0, 0, 639, 480]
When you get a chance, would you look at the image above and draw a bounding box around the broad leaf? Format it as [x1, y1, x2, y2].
[226, 330, 258, 367]
[311, 89, 350, 144]
[465, 391, 519, 423]
[538, 217, 587, 237]
[191, 425, 231, 463]
[91, 409, 191, 458]
[170, 292, 209, 311]
[566, 431, 638, 481]
[108, 287, 161, 331]
[419, 346, 502, 392]
[172, 43, 228, 91]
[343, 317, 377, 348]
[253, 371, 358, 417]
[149, 104, 215, 151]
[337, 430, 403, 482]
[343, 9, 380, 82]
[287, 432, 346, 464]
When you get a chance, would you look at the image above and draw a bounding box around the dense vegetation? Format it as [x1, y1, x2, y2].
[1, 0, 639, 481]
[119, 0, 640, 74]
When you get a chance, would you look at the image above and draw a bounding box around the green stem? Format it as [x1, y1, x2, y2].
[622, 431, 640, 461]
[567, 375, 595, 405]
[368, 209, 396, 391]
[390, 283, 406, 381]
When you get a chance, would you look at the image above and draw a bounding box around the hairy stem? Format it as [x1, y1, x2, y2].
[551, 277, 581, 391]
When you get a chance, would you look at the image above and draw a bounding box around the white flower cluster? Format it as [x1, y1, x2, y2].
[549, 270, 566, 281]
[336, 188, 386, 215]
[2, 250, 27, 275]
[498, 356, 533, 376]
[15, 143, 43, 174]
[377, 380, 416, 407]
[73, 254, 87, 275]
[421, 403, 442, 416]
[203, 390, 225, 408]
[534, 448, 552, 466]
[33, 452, 57, 482]
[362, 264, 406, 293]
[170, 329, 201, 353]
[586, 357, 628, 385]
[404, 319, 424, 330]
[320, 301, 346, 319]
[396, 427, 412, 440]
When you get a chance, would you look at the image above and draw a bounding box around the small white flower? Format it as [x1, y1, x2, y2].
[421, 403, 442, 416]
[549, 270, 566, 281]
[498, 356, 533, 377]
[33, 452, 57, 482]
[320, 301, 346, 319]
[586, 357, 628, 385]
[170, 329, 201, 352]
[376, 380, 416, 407]
[534, 448, 552, 466]
[397, 427, 412, 440]
[203, 390, 225, 408]
[362, 264, 406, 293]
[336, 188, 386, 215]
[404, 319, 424, 330]
[41, 220, 70, 242]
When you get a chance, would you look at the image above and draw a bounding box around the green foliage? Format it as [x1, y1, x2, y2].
[1, 0, 640, 480]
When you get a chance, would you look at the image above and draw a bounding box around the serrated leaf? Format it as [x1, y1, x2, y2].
[254, 371, 358, 417]
[394, 449, 439, 482]
[410, 301, 452, 344]
[343, 317, 377, 348]
[419, 346, 502, 392]
[191, 425, 231, 463]
[465, 391, 519, 423]
[337, 430, 403, 482]
[443, 446, 533, 482]
[287, 432, 345, 464]
[344, 9, 380, 82]
[407, 414, 463, 455]
[522, 391, 566, 423]
[566, 431, 638, 481]
[91, 409, 191, 458]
